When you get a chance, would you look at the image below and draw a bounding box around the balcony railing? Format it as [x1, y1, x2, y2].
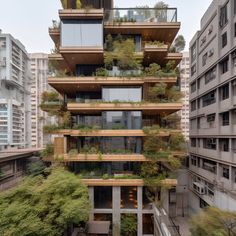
[104, 8, 177, 23]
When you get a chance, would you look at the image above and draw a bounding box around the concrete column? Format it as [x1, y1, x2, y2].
[137, 187, 143, 236]
[229, 166, 233, 190]
[14, 159, 17, 173]
[88, 187, 94, 220]
[217, 163, 220, 181]
[112, 187, 120, 236]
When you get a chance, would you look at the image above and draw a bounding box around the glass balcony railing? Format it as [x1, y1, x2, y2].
[104, 8, 177, 23]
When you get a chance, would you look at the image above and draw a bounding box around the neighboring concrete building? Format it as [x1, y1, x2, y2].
[0, 149, 41, 191]
[179, 52, 190, 140]
[0, 31, 31, 151]
[44, 0, 184, 235]
[30, 53, 55, 148]
[189, 0, 236, 213]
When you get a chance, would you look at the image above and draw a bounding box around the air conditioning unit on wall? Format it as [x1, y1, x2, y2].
[193, 182, 205, 195]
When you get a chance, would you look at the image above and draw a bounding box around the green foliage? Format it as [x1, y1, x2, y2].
[190, 207, 236, 236]
[60, 0, 67, 8]
[148, 83, 183, 103]
[169, 133, 186, 151]
[168, 156, 181, 170]
[68, 149, 78, 158]
[144, 63, 177, 77]
[141, 162, 160, 178]
[76, 0, 81, 9]
[121, 214, 137, 236]
[0, 168, 91, 236]
[145, 41, 165, 46]
[145, 63, 161, 76]
[43, 124, 60, 133]
[41, 144, 54, 158]
[95, 67, 109, 77]
[105, 38, 140, 70]
[170, 35, 186, 52]
[62, 111, 71, 128]
[27, 160, 47, 177]
[105, 34, 113, 52]
[41, 91, 59, 103]
[73, 124, 101, 132]
[154, 1, 169, 8]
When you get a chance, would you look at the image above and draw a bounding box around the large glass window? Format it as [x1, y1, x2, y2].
[202, 90, 216, 107]
[220, 57, 229, 74]
[102, 137, 142, 154]
[203, 138, 216, 150]
[221, 112, 229, 126]
[220, 84, 229, 101]
[205, 67, 216, 84]
[102, 111, 142, 129]
[72, 115, 102, 128]
[143, 214, 154, 235]
[61, 20, 103, 47]
[75, 91, 101, 103]
[121, 187, 137, 209]
[94, 187, 112, 209]
[219, 3, 228, 28]
[75, 136, 142, 154]
[219, 139, 229, 152]
[102, 87, 142, 102]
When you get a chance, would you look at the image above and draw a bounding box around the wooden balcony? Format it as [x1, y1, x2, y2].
[59, 9, 104, 19]
[59, 46, 104, 69]
[164, 53, 183, 67]
[67, 102, 182, 115]
[48, 53, 69, 72]
[46, 129, 181, 137]
[48, 76, 177, 95]
[104, 22, 180, 44]
[82, 178, 177, 186]
[143, 44, 168, 65]
[65, 154, 146, 162]
[49, 27, 60, 45]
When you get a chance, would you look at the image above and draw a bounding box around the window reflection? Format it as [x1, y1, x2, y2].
[102, 87, 142, 102]
[102, 111, 142, 129]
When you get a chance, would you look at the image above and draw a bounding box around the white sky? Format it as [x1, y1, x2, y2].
[0, 0, 212, 53]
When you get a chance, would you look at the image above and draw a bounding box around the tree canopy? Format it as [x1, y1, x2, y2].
[0, 167, 91, 236]
[190, 207, 236, 236]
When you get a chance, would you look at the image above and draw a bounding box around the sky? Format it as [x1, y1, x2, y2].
[0, 0, 213, 53]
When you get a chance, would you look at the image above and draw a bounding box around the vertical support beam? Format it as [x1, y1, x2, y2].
[113, 187, 120, 236]
[64, 136, 67, 154]
[14, 159, 17, 173]
[137, 186, 143, 236]
[88, 187, 94, 221]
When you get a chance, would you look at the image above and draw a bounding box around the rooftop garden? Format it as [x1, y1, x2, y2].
[39, 91, 63, 111]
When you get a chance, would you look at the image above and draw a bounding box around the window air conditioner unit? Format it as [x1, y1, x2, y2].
[193, 182, 205, 195]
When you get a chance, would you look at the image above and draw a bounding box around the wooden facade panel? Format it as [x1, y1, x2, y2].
[54, 137, 65, 155]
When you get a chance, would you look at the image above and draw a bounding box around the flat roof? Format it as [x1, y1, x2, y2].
[0, 148, 42, 163]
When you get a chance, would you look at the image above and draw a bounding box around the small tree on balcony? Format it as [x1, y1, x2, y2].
[170, 35, 186, 53]
[105, 38, 140, 71]
[148, 83, 183, 103]
[41, 91, 60, 103]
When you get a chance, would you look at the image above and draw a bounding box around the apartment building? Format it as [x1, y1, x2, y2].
[0, 31, 31, 150]
[30, 53, 55, 148]
[44, 0, 184, 235]
[189, 0, 236, 213]
[179, 52, 190, 140]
